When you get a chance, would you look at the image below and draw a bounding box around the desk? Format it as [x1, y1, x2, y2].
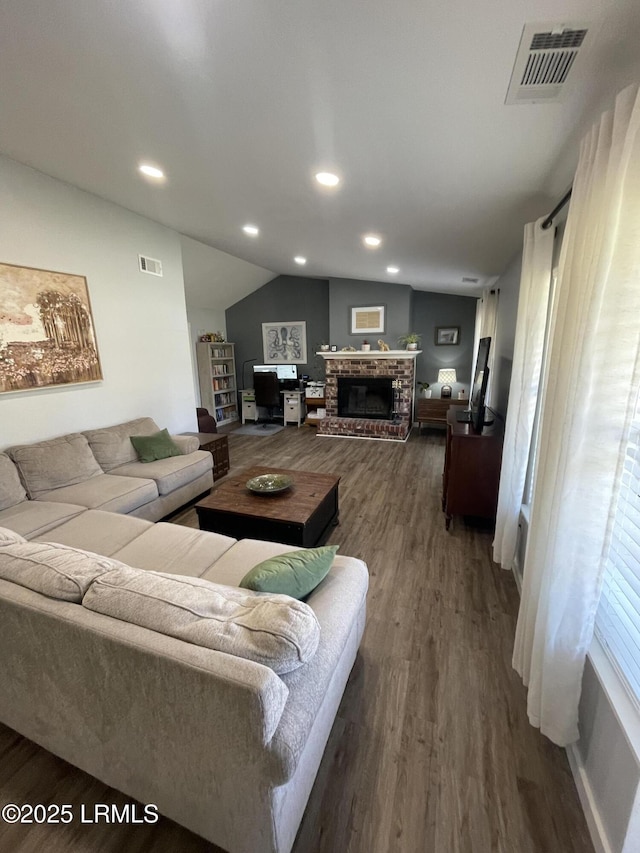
[240, 390, 258, 424]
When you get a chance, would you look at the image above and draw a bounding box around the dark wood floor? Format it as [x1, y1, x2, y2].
[0, 426, 593, 853]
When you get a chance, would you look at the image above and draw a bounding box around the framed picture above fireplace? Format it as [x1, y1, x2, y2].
[350, 305, 385, 335]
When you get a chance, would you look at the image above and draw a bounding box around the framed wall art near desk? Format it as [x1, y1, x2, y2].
[0, 261, 103, 394]
[262, 321, 307, 363]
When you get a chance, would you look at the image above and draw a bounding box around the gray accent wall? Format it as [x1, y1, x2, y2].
[328, 278, 412, 350]
[411, 291, 478, 398]
[225, 275, 330, 388]
[226, 274, 481, 403]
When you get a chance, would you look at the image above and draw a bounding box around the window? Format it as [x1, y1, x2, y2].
[523, 268, 558, 507]
[595, 383, 640, 706]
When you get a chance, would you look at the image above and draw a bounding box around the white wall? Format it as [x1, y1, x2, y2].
[0, 156, 197, 446]
[186, 306, 228, 407]
[187, 306, 227, 343]
[575, 656, 640, 853]
[180, 234, 273, 317]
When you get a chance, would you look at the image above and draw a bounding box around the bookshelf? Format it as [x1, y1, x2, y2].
[196, 342, 239, 427]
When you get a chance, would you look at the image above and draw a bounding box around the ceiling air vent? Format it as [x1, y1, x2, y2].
[505, 22, 590, 105]
[138, 254, 163, 277]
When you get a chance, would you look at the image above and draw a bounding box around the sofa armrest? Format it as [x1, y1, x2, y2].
[170, 434, 200, 454]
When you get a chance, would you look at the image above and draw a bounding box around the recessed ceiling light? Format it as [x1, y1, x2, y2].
[294, 256, 307, 265]
[387, 266, 399, 274]
[462, 276, 479, 283]
[139, 163, 165, 179]
[363, 234, 382, 248]
[315, 172, 340, 187]
[243, 225, 259, 236]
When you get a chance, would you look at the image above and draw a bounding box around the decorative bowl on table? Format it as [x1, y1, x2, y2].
[246, 473, 293, 495]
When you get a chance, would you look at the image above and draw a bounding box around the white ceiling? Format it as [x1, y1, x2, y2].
[1, 0, 639, 302]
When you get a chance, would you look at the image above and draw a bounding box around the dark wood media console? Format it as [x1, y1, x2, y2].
[442, 406, 504, 530]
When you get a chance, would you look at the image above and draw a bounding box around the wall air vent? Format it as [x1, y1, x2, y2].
[138, 255, 163, 276]
[505, 22, 591, 105]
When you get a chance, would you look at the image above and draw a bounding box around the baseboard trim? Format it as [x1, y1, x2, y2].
[566, 742, 613, 853]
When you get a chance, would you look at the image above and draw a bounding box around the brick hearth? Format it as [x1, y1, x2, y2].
[316, 351, 418, 441]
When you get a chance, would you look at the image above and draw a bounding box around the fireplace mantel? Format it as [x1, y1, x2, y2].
[317, 350, 421, 360]
[317, 351, 418, 441]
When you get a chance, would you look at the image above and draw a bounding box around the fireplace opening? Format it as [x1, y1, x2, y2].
[337, 377, 393, 420]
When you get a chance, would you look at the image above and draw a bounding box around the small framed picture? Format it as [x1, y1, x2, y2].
[330, 344, 338, 352]
[435, 326, 460, 346]
[350, 305, 385, 335]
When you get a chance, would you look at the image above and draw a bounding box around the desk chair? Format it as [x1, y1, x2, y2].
[196, 407, 218, 433]
[253, 371, 281, 429]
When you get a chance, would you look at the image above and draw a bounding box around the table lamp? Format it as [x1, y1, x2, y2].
[438, 368, 456, 399]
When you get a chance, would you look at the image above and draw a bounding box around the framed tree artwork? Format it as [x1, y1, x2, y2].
[0, 262, 103, 394]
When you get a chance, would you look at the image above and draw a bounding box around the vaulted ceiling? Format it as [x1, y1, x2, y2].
[1, 0, 639, 299]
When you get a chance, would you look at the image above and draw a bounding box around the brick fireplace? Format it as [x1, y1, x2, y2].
[317, 350, 419, 441]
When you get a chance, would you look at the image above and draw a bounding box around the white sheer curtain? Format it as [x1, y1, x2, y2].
[493, 219, 554, 570]
[475, 288, 499, 407]
[513, 83, 640, 746]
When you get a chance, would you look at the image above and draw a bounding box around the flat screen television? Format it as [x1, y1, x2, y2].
[456, 336, 491, 433]
[470, 336, 491, 433]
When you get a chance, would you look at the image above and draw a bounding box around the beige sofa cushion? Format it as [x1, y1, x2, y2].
[0, 453, 27, 511]
[201, 538, 300, 587]
[8, 434, 102, 499]
[111, 451, 212, 496]
[171, 434, 200, 454]
[83, 566, 321, 674]
[111, 522, 235, 577]
[36, 473, 158, 514]
[83, 418, 160, 472]
[0, 526, 26, 545]
[0, 540, 126, 602]
[33, 509, 153, 556]
[0, 501, 87, 540]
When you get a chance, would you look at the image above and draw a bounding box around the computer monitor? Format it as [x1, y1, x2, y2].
[253, 364, 298, 381]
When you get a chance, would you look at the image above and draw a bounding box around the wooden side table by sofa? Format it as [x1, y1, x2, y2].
[416, 397, 466, 430]
[182, 432, 230, 481]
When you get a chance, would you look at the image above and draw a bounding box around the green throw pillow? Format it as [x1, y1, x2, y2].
[239, 546, 339, 600]
[130, 429, 182, 463]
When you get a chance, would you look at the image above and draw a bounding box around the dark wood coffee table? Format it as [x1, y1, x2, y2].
[196, 466, 340, 547]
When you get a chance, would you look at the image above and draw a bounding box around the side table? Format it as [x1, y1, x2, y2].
[416, 397, 466, 430]
[182, 432, 230, 481]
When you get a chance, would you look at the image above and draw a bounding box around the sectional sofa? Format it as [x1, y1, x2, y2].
[1, 417, 214, 534]
[0, 418, 369, 853]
